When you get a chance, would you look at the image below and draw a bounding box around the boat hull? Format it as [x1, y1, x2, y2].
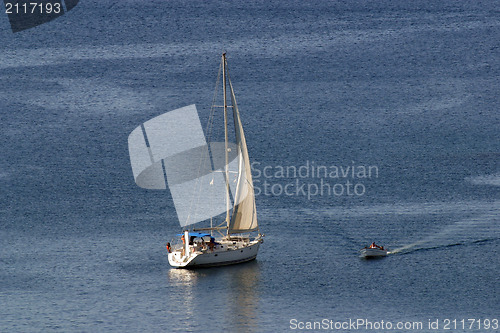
[168, 240, 260, 268]
[360, 248, 388, 258]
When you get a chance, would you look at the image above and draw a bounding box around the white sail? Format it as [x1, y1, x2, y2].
[227, 78, 258, 234]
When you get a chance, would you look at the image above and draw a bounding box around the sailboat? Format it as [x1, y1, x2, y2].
[128, 53, 263, 268]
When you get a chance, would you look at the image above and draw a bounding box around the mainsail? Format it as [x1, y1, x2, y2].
[227, 70, 258, 234]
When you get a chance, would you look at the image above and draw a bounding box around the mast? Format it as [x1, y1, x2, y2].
[222, 53, 231, 231]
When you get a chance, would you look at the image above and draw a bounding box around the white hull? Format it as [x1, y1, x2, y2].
[168, 238, 261, 268]
[360, 248, 388, 258]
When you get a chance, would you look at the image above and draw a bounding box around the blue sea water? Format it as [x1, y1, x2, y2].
[1, 0, 499, 332]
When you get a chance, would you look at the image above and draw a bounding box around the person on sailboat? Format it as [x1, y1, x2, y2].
[208, 237, 216, 251]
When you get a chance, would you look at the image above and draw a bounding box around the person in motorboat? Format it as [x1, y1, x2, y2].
[369, 242, 384, 250]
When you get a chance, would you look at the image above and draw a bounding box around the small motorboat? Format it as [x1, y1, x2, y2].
[360, 242, 388, 258]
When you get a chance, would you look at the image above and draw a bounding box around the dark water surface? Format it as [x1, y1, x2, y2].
[1, 1, 499, 332]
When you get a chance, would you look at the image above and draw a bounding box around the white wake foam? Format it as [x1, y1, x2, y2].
[390, 211, 500, 254]
[466, 174, 500, 186]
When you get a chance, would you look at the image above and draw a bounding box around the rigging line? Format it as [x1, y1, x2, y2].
[184, 59, 224, 226]
[223, 61, 241, 210]
[221, 56, 237, 218]
[223, 61, 240, 144]
[206, 61, 223, 146]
